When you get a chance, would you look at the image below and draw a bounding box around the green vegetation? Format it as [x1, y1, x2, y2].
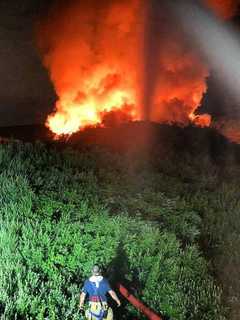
[0, 139, 238, 319]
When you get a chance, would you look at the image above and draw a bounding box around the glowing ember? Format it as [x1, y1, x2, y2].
[190, 112, 212, 127]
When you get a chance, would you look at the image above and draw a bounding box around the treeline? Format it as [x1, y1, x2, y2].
[0, 139, 238, 319]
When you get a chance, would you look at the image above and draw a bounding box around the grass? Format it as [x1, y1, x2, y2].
[0, 138, 237, 319]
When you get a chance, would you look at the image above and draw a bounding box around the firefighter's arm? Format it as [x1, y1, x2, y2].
[79, 292, 86, 309]
[109, 290, 121, 306]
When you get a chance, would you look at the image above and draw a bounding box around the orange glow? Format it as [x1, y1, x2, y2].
[38, 0, 211, 136]
[189, 112, 212, 127]
[46, 80, 137, 135]
[214, 119, 240, 143]
[204, 0, 238, 19]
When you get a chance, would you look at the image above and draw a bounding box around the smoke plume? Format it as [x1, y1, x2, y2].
[38, 0, 211, 136]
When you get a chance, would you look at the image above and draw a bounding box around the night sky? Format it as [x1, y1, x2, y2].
[0, 0, 55, 126]
[0, 0, 239, 127]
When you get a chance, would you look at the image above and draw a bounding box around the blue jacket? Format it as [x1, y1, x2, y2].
[82, 276, 111, 302]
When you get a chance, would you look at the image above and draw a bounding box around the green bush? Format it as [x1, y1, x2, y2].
[0, 142, 225, 319]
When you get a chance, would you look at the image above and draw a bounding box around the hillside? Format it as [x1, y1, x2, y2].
[0, 121, 238, 157]
[0, 123, 239, 319]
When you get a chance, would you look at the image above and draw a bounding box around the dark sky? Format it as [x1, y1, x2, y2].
[0, 0, 55, 126]
[0, 0, 239, 127]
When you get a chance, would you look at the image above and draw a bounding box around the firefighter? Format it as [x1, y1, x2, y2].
[79, 265, 121, 320]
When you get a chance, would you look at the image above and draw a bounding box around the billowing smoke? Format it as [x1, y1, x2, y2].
[38, 0, 142, 135]
[38, 0, 211, 136]
[142, 0, 210, 125]
[204, 0, 239, 19]
[174, 0, 240, 143]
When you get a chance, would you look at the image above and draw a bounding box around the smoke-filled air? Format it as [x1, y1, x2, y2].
[38, 0, 213, 136]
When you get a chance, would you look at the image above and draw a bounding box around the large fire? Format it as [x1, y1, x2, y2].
[38, 0, 218, 136]
[47, 70, 137, 135]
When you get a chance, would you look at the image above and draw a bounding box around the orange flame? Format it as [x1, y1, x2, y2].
[38, 0, 211, 136]
[47, 71, 137, 135]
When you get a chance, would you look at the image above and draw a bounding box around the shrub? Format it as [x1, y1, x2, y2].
[0, 142, 224, 319]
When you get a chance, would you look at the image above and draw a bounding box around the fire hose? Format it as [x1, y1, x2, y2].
[118, 284, 162, 320]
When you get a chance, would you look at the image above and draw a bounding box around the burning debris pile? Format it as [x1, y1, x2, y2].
[38, 0, 213, 136]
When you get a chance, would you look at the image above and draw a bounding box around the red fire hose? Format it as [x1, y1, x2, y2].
[118, 284, 162, 320]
